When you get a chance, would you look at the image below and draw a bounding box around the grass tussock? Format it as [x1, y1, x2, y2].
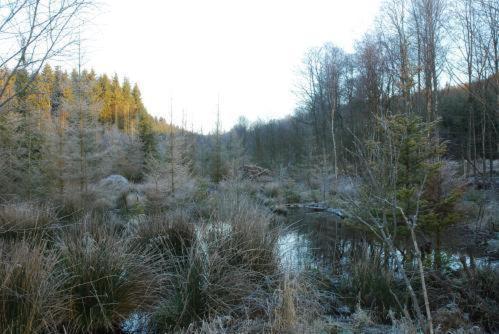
[339, 256, 405, 321]
[0, 202, 57, 240]
[426, 266, 499, 333]
[213, 192, 279, 275]
[149, 192, 281, 332]
[7, 174, 496, 332]
[58, 222, 159, 333]
[133, 209, 195, 257]
[0, 241, 66, 334]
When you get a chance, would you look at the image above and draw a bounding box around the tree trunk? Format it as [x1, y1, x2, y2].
[410, 226, 434, 334]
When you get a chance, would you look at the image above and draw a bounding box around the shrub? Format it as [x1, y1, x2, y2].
[117, 191, 146, 216]
[460, 267, 499, 332]
[263, 182, 281, 199]
[0, 241, 66, 333]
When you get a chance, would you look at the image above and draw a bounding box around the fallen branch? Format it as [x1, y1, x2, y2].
[275, 202, 346, 219]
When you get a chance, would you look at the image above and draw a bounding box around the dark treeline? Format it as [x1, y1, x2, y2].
[231, 0, 497, 176]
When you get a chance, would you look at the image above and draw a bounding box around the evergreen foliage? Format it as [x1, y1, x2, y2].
[0, 66, 163, 201]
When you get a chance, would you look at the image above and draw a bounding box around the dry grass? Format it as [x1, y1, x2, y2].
[0, 202, 57, 240]
[272, 278, 297, 331]
[133, 209, 196, 257]
[339, 256, 405, 321]
[150, 231, 273, 332]
[149, 192, 281, 332]
[0, 241, 66, 333]
[212, 191, 279, 275]
[5, 176, 468, 332]
[351, 304, 374, 330]
[58, 221, 160, 332]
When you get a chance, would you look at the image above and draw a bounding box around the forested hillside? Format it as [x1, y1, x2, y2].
[0, 65, 178, 199]
[229, 0, 498, 176]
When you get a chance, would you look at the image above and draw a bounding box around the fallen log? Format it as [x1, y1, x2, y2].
[274, 202, 346, 219]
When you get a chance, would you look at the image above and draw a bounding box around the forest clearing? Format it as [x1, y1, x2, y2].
[0, 0, 498, 333]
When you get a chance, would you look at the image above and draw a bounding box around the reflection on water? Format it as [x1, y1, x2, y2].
[278, 209, 498, 273]
[278, 231, 313, 271]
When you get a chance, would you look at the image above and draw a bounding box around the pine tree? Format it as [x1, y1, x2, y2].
[111, 74, 123, 129]
[96, 74, 113, 123]
[14, 69, 48, 198]
[50, 68, 73, 197]
[121, 78, 133, 134]
[0, 110, 22, 198]
[63, 67, 107, 197]
[209, 104, 226, 183]
[363, 113, 462, 270]
[138, 111, 157, 161]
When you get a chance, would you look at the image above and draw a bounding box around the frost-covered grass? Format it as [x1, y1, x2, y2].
[0, 179, 319, 333]
[1, 175, 498, 333]
[0, 202, 57, 240]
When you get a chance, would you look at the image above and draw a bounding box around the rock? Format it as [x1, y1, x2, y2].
[95, 175, 130, 209]
[98, 174, 129, 194]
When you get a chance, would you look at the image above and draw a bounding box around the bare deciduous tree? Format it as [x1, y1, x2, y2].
[411, 0, 447, 122]
[0, 0, 92, 111]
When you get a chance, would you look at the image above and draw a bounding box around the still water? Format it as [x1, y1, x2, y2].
[278, 208, 498, 273]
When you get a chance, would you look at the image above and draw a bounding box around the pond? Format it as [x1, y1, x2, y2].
[278, 208, 499, 273]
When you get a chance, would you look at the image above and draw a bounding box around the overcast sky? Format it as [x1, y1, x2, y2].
[84, 0, 381, 131]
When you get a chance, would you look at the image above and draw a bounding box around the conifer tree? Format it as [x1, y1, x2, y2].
[96, 74, 113, 123]
[209, 103, 226, 183]
[122, 78, 133, 134]
[138, 111, 157, 161]
[14, 68, 48, 198]
[64, 66, 107, 197]
[0, 110, 22, 198]
[111, 74, 123, 129]
[163, 100, 189, 195]
[50, 68, 73, 197]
